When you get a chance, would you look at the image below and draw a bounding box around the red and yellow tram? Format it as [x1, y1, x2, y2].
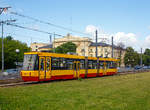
[21, 52, 118, 82]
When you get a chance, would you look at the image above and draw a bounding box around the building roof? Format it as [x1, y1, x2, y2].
[55, 34, 92, 43]
[38, 44, 53, 49]
[90, 42, 125, 50]
[90, 42, 110, 47]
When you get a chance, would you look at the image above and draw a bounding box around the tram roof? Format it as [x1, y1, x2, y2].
[24, 52, 119, 61]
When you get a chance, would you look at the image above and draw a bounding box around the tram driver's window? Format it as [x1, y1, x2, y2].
[40, 58, 44, 70]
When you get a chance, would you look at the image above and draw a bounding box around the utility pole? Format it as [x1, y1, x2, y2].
[95, 30, 98, 57]
[1, 22, 4, 72]
[53, 32, 55, 53]
[84, 40, 85, 56]
[140, 48, 143, 67]
[49, 34, 52, 44]
[0, 20, 16, 72]
[30, 37, 32, 44]
[0, 7, 11, 72]
[112, 36, 114, 58]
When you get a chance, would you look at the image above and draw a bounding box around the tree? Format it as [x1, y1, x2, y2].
[144, 48, 150, 56]
[53, 42, 77, 54]
[143, 48, 150, 66]
[124, 47, 140, 67]
[0, 36, 30, 69]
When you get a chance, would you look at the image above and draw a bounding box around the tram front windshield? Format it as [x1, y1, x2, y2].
[23, 54, 38, 70]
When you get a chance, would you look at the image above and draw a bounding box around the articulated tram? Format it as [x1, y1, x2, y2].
[21, 52, 118, 82]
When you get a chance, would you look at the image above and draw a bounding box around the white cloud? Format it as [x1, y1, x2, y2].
[113, 32, 139, 47]
[84, 25, 150, 52]
[85, 25, 99, 34]
[85, 25, 109, 43]
[143, 35, 150, 48]
[85, 25, 143, 51]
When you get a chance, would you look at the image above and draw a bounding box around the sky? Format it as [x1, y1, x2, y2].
[0, 0, 150, 52]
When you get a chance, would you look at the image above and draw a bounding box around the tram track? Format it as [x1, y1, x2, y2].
[0, 81, 38, 87]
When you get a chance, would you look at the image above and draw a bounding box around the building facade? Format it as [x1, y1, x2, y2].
[30, 42, 52, 52]
[30, 34, 126, 67]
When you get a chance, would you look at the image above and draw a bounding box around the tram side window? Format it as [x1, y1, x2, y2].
[88, 60, 93, 69]
[51, 58, 59, 70]
[34, 57, 39, 70]
[88, 60, 97, 69]
[40, 58, 44, 70]
[109, 61, 113, 69]
[92, 60, 97, 69]
[51, 57, 66, 70]
[106, 61, 110, 68]
[66, 59, 73, 70]
[113, 62, 117, 68]
[109, 61, 117, 68]
[59, 58, 66, 70]
[99, 61, 104, 69]
[80, 60, 85, 69]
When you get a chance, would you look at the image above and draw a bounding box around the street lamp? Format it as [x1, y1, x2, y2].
[15, 49, 20, 69]
[128, 59, 135, 67]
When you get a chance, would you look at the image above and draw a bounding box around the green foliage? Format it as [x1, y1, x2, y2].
[143, 48, 150, 66]
[0, 36, 30, 69]
[1, 72, 150, 110]
[124, 47, 140, 67]
[78, 77, 83, 81]
[142, 55, 150, 66]
[144, 48, 150, 56]
[53, 42, 77, 54]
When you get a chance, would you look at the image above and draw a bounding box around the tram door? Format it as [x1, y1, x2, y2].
[46, 57, 51, 79]
[39, 57, 45, 80]
[103, 62, 107, 75]
[73, 61, 80, 78]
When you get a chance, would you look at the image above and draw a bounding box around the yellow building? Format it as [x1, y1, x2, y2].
[30, 34, 126, 67]
[30, 42, 52, 52]
[53, 34, 91, 56]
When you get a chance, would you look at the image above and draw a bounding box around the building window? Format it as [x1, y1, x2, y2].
[89, 49, 93, 53]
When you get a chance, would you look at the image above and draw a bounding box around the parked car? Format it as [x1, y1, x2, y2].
[5, 69, 18, 75]
[147, 66, 150, 69]
[134, 65, 141, 70]
[142, 66, 148, 69]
